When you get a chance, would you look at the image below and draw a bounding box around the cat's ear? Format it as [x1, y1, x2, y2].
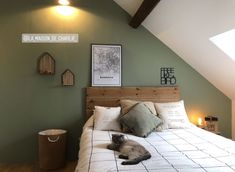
[120, 135, 124, 139]
[112, 134, 118, 138]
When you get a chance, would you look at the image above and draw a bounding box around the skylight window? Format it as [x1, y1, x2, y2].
[210, 29, 235, 61]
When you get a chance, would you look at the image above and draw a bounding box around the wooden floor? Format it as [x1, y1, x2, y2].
[0, 161, 77, 172]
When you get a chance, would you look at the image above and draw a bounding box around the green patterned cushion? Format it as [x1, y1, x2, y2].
[119, 102, 162, 137]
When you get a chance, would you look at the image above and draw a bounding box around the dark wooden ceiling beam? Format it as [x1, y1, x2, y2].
[129, 0, 161, 28]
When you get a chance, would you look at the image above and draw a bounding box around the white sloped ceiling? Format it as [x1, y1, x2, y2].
[114, 0, 235, 99]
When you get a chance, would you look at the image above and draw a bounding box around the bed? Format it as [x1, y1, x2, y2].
[75, 87, 235, 172]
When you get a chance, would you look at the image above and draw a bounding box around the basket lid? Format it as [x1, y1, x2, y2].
[38, 129, 66, 136]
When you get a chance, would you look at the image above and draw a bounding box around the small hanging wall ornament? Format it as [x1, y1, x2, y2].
[38, 52, 55, 75]
[160, 67, 176, 85]
[61, 69, 75, 86]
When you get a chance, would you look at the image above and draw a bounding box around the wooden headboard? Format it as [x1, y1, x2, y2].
[85, 86, 180, 119]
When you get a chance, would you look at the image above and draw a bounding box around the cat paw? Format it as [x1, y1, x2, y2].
[121, 161, 127, 165]
[107, 145, 112, 150]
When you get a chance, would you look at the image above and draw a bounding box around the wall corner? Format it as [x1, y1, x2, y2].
[232, 100, 235, 140]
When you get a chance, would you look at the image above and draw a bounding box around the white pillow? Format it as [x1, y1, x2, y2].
[94, 106, 121, 131]
[155, 100, 191, 129]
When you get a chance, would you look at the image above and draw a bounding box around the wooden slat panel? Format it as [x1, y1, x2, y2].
[85, 86, 180, 119]
[87, 87, 179, 97]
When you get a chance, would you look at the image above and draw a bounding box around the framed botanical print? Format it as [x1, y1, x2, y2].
[91, 44, 122, 86]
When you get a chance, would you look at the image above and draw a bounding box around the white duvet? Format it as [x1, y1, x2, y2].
[75, 125, 235, 172]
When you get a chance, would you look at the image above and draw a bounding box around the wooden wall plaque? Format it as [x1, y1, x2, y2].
[61, 69, 75, 86]
[38, 52, 55, 75]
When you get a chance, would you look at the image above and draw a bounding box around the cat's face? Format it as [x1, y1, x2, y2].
[112, 134, 124, 144]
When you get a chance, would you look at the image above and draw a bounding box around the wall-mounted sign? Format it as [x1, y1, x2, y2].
[160, 67, 176, 85]
[22, 33, 79, 43]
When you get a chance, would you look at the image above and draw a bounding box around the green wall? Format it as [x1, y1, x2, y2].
[0, 0, 231, 162]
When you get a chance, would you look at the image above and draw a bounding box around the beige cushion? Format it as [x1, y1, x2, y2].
[120, 99, 157, 116]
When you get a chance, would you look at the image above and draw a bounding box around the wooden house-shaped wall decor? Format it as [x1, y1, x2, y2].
[61, 69, 75, 86]
[38, 52, 55, 75]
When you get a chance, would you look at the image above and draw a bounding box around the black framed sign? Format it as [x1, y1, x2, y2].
[91, 44, 122, 86]
[160, 67, 176, 85]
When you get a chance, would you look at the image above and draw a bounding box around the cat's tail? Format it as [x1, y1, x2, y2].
[121, 153, 151, 165]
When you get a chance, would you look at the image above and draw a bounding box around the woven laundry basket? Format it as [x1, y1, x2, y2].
[38, 129, 67, 170]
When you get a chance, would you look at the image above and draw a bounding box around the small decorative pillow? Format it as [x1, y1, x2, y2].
[120, 99, 157, 116]
[94, 106, 121, 131]
[119, 102, 162, 137]
[154, 100, 191, 129]
[120, 100, 158, 133]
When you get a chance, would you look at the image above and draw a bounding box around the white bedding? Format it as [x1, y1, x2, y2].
[75, 126, 235, 172]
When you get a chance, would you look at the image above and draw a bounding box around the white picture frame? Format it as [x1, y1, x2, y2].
[91, 44, 122, 86]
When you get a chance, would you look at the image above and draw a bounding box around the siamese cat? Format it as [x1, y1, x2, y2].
[107, 134, 151, 165]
